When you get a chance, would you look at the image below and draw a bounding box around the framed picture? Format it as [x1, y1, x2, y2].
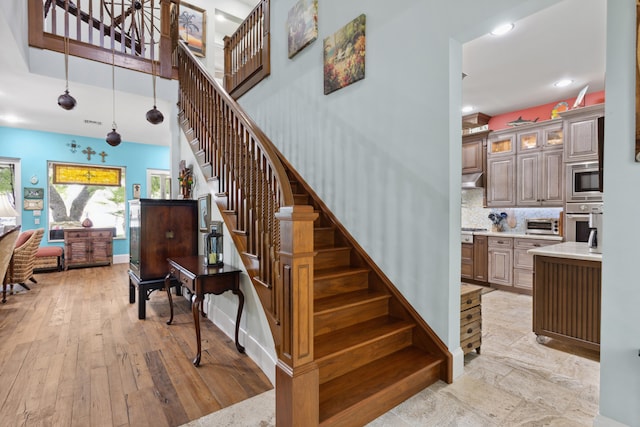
[24, 187, 44, 199]
[24, 199, 43, 210]
[132, 183, 141, 199]
[287, 0, 318, 59]
[179, 1, 207, 57]
[198, 194, 211, 232]
[572, 85, 589, 109]
[323, 14, 366, 95]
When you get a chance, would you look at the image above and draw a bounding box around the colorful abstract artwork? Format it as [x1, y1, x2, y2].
[323, 14, 366, 95]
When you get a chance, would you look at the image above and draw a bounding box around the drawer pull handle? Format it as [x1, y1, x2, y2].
[466, 343, 473, 348]
[466, 314, 473, 320]
[497, 240, 504, 244]
[466, 299, 472, 304]
[467, 328, 473, 334]
[534, 244, 541, 247]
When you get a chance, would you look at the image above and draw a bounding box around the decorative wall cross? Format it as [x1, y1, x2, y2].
[82, 146, 96, 161]
[99, 151, 108, 163]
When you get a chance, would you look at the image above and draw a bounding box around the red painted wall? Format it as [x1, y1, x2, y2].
[488, 90, 605, 130]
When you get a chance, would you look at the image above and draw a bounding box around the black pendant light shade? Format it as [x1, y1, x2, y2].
[146, 106, 164, 124]
[106, 128, 122, 147]
[58, 90, 77, 110]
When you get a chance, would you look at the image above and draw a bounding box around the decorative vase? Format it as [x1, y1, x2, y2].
[491, 223, 503, 232]
[82, 217, 93, 228]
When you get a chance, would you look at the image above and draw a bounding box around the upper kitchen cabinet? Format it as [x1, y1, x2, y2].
[462, 131, 489, 174]
[561, 104, 604, 162]
[487, 155, 516, 206]
[488, 131, 515, 156]
[516, 149, 564, 206]
[516, 119, 564, 153]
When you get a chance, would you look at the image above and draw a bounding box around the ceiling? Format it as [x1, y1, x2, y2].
[462, 0, 606, 118]
[0, 0, 606, 146]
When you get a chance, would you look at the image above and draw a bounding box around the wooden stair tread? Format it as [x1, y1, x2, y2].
[314, 266, 369, 281]
[315, 316, 414, 359]
[314, 289, 389, 314]
[319, 347, 443, 423]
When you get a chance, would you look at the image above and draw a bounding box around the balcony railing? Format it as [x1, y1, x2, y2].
[28, 0, 178, 79]
[223, 0, 270, 98]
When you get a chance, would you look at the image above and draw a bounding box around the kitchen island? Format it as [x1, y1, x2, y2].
[528, 242, 602, 352]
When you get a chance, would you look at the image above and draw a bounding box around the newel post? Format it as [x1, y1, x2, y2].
[275, 205, 319, 427]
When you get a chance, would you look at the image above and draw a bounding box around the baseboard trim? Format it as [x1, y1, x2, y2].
[452, 346, 465, 380]
[593, 414, 630, 427]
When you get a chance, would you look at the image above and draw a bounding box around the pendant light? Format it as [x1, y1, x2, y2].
[106, 45, 122, 147]
[145, 54, 164, 125]
[57, 18, 77, 110]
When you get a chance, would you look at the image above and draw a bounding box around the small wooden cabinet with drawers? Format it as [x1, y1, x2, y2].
[460, 283, 483, 355]
[64, 227, 113, 269]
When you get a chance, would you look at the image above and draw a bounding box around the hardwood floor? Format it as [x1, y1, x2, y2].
[0, 263, 273, 427]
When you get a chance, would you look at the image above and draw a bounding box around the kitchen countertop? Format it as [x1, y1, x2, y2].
[528, 241, 602, 262]
[472, 231, 564, 241]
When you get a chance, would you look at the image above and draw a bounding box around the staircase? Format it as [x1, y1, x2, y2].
[177, 41, 452, 426]
[29, 1, 453, 424]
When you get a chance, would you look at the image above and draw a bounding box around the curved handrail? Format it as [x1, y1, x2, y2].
[177, 40, 294, 208]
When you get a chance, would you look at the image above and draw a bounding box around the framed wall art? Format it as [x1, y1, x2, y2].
[24, 187, 44, 199]
[179, 1, 207, 57]
[198, 193, 211, 232]
[323, 14, 366, 95]
[287, 0, 318, 59]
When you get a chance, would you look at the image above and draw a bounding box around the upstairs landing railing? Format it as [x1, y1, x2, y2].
[28, 0, 178, 78]
[223, 0, 270, 98]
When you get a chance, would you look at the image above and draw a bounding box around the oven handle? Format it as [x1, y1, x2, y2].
[565, 213, 590, 219]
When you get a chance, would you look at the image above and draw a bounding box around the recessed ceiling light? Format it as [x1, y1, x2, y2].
[0, 114, 22, 124]
[490, 23, 514, 36]
[462, 105, 474, 113]
[554, 79, 573, 88]
[216, 13, 226, 22]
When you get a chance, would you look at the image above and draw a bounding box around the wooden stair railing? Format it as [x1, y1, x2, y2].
[178, 39, 453, 426]
[28, 0, 177, 79]
[223, 0, 270, 99]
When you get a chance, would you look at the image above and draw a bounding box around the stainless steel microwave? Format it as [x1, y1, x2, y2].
[566, 161, 602, 203]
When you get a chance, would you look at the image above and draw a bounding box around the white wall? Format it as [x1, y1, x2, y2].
[597, 1, 640, 426]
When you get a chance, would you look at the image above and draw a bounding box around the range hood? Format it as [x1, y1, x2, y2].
[462, 172, 483, 188]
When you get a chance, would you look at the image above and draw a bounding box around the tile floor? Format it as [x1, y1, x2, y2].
[182, 289, 600, 426]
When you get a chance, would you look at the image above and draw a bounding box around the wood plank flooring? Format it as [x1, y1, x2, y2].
[0, 263, 273, 427]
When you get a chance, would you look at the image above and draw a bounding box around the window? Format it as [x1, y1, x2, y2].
[0, 158, 20, 228]
[147, 169, 171, 199]
[48, 162, 126, 239]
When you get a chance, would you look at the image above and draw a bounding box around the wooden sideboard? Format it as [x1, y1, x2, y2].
[64, 227, 113, 269]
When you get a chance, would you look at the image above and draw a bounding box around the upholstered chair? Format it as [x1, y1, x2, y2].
[1, 226, 21, 303]
[6, 228, 44, 296]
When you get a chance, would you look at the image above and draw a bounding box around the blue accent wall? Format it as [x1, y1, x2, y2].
[0, 126, 169, 256]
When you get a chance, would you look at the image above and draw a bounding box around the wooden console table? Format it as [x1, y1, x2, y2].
[164, 256, 245, 366]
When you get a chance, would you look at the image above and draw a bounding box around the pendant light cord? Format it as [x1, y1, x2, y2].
[63, 1, 70, 91]
[151, 57, 158, 107]
[111, 46, 117, 130]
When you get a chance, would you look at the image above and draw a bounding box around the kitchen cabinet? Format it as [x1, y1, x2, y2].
[561, 104, 604, 162]
[516, 149, 564, 206]
[472, 234, 488, 282]
[513, 238, 550, 293]
[487, 155, 516, 207]
[488, 131, 515, 156]
[461, 243, 474, 280]
[516, 119, 563, 153]
[64, 227, 113, 269]
[488, 236, 512, 286]
[462, 131, 490, 175]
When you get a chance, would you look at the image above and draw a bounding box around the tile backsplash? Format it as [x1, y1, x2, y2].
[461, 189, 562, 233]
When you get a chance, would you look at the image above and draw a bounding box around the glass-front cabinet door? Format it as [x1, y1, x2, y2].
[542, 122, 564, 148]
[517, 130, 540, 152]
[488, 132, 515, 155]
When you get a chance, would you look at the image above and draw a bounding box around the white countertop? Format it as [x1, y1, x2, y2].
[528, 241, 602, 262]
[473, 231, 564, 241]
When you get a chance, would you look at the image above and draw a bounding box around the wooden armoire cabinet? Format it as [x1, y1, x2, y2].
[129, 199, 198, 281]
[129, 199, 198, 319]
